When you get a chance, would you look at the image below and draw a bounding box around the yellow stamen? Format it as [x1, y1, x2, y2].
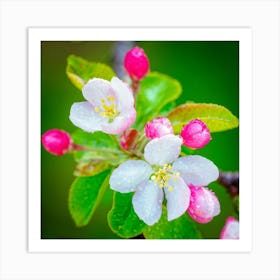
[94, 96, 119, 120]
[150, 164, 181, 190]
[151, 165, 174, 189]
[107, 95, 115, 101]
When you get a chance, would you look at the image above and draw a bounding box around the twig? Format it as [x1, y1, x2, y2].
[112, 41, 135, 79]
[218, 171, 239, 197]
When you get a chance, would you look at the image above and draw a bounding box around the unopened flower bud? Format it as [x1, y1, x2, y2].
[144, 117, 174, 140]
[187, 185, 220, 223]
[119, 129, 139, 150]
[180, 119, 211, 149]
[220, 217, 239, 239]
[124, 46, 149, 80]
[42, 129, 72, 156]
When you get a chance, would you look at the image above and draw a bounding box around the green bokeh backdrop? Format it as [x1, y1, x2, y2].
[41, 41, 239, 239]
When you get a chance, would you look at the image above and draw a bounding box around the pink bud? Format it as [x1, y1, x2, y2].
[187, 185, 220, 224]
[42, 129, 72, 156]
[119, 129, 139, 150]
[220, 217, 239, 239]
[124, 46, 149, 80]
[180, 119, 211, 149]
[144, 117, 174, 140]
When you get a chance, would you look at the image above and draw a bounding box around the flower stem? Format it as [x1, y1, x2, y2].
[72, 144, 124, 155]
[131, 77, 140, 98]
[137, 135, 149, 154]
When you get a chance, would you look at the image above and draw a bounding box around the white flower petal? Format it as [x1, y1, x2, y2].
[144, 135, 182, 166]
[111, 77, 134, 112]
[173, 155, 219, 187]
[220, 218, 239, 239]
[69, 102, 104, 132]
[164, 177, 190, 221]
[82, 78, 114, 107]
[101, 109, 136, 135]
[110, 160, 153, 193]
[224, 221, 239, 239]
[132, 180, 163, 226]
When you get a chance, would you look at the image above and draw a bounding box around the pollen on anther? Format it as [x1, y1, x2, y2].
[168, 186, 174, 192]
[107, 95, 115, 101]
[173, 177, 179, 182]
[94, 107, 100, 112]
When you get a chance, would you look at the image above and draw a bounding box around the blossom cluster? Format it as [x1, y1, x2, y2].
[42, 46, 239, 239]
[110, 134, 219, 225]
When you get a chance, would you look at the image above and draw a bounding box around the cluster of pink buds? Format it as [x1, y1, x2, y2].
[42, 129, 72, 156]
[144, 117, 211, 149]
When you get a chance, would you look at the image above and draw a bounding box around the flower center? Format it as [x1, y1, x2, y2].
[94, 96, 119, 121]
[151, 163, 180, 192]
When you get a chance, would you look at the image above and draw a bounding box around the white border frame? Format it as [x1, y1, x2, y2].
[1, 1, 279, 279]
[28, 27, 252, 253]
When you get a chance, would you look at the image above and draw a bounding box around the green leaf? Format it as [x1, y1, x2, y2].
[74, 159, 109, 177]
[159, 101, 177, 116]
[233, 195, 239, 215]
[69, 170, 111, 227]
[134, 72, 182, 128]
[108, 192, 147, 238]
[72, 130, 119, 151]
[181, 145, 196, 156]
[167, 103, 239, 133]
[143, 207, 201, 239]
[72, 130, 123, 161]
[66, 55, 116, 90]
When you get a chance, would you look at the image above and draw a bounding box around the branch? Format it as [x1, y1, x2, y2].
[218, 171, 239, 197]
[112, 41, 135, 79]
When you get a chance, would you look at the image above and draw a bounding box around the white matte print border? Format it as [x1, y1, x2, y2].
[28, 27, 252, 253]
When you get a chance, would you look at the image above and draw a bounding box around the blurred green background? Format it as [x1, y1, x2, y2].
[41, 41, 239, 239]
